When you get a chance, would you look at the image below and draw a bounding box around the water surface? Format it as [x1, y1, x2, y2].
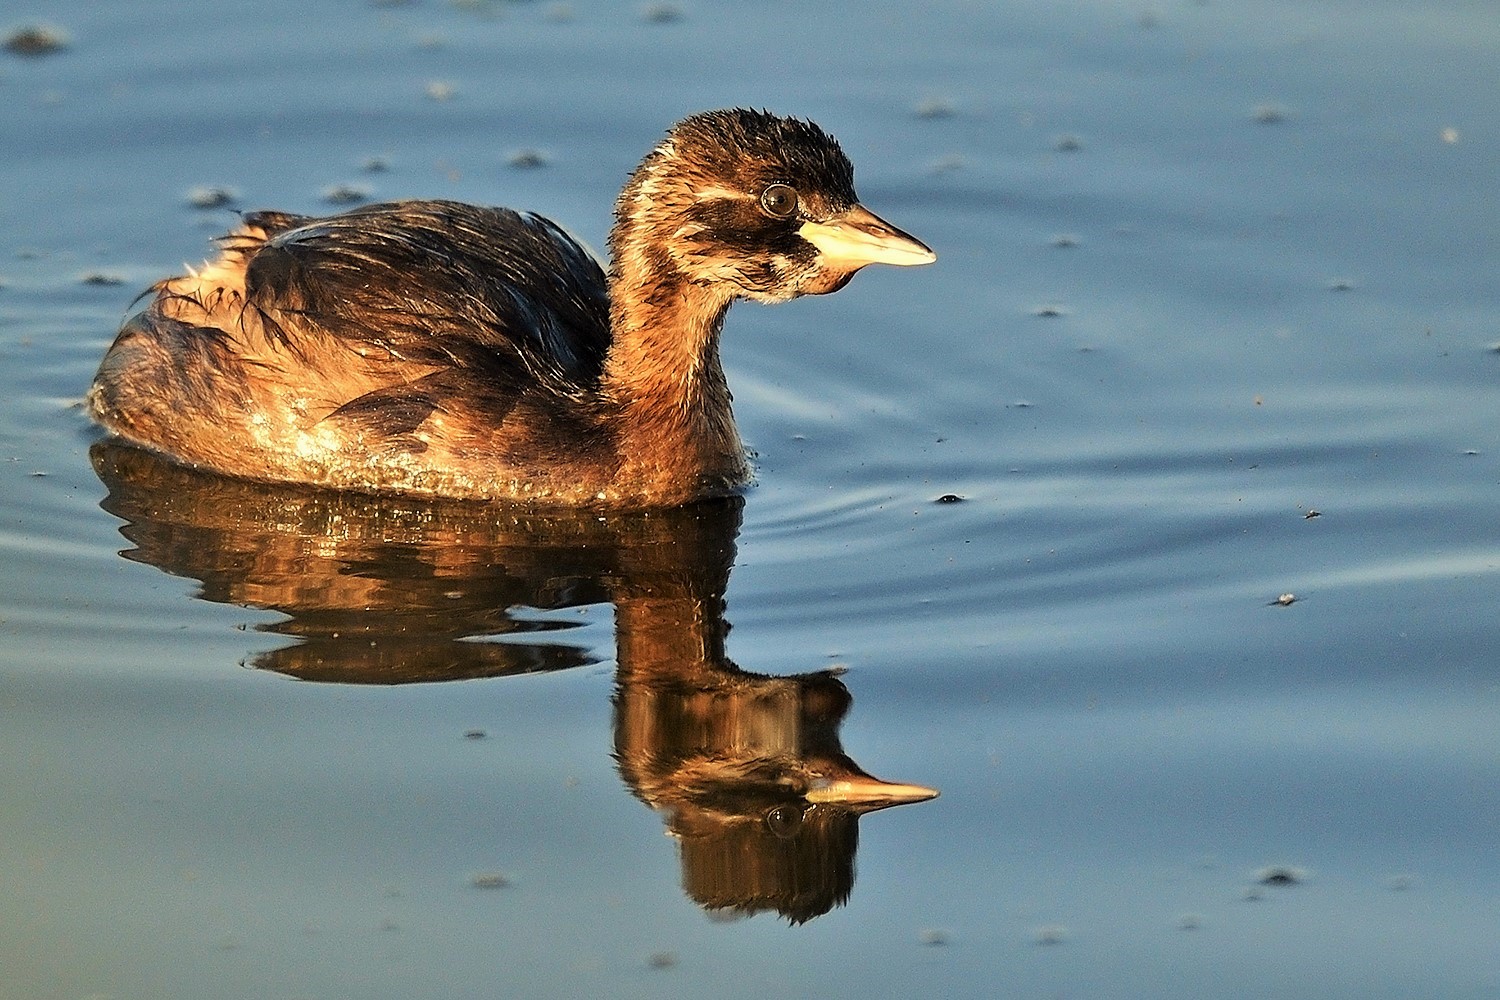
[2, 2, 1497, 998]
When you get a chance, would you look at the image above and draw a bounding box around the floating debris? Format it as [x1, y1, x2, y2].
[1033, 924, 1069, 946]
[1271, 593, 1298, 607]
[646, 951, 678, 969]
[917, 927, 951, 946]
[79, 272, 125, 286]
[1386, 873, 1417, 892]
[1440, 126, 1460, 145]
[1176, 913, 1203, 931]
[506, 148, 549, 169]
[934, 494, 966, 504]
[362, 155, 391, 173]
[1032, 304, 1068, 318]
[470, 871, 511, 889]
[1255, 864, 1307, 885]
[1303, 509, 1321, 519]
[185, 185, 238, 209]
[1051, 233, 1080, 248]
[424, 79, 457, 101]
[462, 729, 487, 740]
[1053, 133, 1084, 153]
[321, 183, 372, 205]
[1327, 277, 1356, 291]
[3, 24, 69, 56]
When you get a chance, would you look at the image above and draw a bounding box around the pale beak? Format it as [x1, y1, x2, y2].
[805, 774, 940, 809]
[798, 204, 937, 268]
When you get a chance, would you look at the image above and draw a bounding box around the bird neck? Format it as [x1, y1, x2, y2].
[600, 239, 747, 496]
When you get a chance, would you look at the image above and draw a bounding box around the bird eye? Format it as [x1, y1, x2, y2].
[765, 804, 805, 839]
[760, 183, 798, 219]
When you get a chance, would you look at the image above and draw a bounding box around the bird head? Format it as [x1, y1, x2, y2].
[611, 108, 935, 304]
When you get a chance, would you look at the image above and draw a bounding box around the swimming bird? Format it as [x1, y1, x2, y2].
[88, 108, 935, 507]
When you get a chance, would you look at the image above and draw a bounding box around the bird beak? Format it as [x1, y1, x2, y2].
[805, 774, 940, 810]
[799, 204, 937, 268]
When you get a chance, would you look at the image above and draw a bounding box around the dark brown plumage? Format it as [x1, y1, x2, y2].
[87, 108, 935, 508]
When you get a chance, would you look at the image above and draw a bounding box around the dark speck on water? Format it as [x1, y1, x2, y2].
[469, 872, 511, 889]
[1034, 924, 1069, 946]
[913, 96, 956, 120]
[186, 185, 238, 209]
[641, 3, 684, 24]
[321, 183, 372, 205]
[1252, 103, 1291, 124]
[3, 24, 68, 56]
[1257, 866, 1307, 886]
[506, 149, 549, 169]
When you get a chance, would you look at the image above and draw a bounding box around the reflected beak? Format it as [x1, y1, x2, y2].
[799, 204, 937, 269]
[805, 774, 940, 809]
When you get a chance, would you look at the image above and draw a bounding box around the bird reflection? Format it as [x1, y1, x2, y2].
[91, 440, 937, 922]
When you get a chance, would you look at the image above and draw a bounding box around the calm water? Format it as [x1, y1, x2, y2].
[3, 1, 1498, 998]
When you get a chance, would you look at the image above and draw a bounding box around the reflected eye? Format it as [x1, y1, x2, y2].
[765, 804, 805, 839]
[760, 183, 798, 219]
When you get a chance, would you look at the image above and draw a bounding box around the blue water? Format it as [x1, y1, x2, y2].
[2, 2, 1497, 998]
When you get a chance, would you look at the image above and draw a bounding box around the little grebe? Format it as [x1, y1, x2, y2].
[88, 108, 935, 507]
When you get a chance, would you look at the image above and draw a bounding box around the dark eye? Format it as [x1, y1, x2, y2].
[760, 183, 798, 219]
[765, 804, 805, 839]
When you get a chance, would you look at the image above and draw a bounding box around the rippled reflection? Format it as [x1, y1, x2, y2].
[91, 440, 936, 922]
